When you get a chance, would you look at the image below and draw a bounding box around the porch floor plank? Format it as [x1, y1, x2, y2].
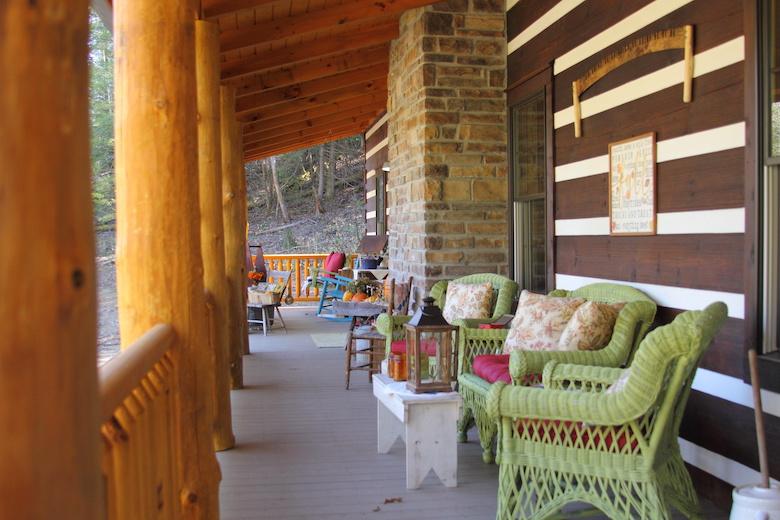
[217, 307, 728, 520]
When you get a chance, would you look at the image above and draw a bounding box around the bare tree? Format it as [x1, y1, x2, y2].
[326, 141, 336, 199]
[314, 145, 325, 214]
[269, 156, 289, 223]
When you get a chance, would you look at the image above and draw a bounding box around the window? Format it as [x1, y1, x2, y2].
[762, 0, 780, 354]
[510, 89, 548, 293]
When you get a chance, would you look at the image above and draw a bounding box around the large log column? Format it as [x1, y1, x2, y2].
[0, 3, 100, 518]
[196, 20, 235, 451]
[221, 85, 246, 388]
[114, 1, 220, 517]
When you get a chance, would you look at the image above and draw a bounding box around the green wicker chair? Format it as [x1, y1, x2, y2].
[458, 283, 656, 463]
[374, 273, 518, 358]
[486, 302, 727, 520]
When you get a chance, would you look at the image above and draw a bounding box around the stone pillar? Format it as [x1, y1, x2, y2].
[387, 0, 508, 301]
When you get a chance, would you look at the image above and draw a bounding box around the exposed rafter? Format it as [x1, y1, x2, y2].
[238, 81, 387, 123]
[242, 94, 388, 135]
[202, 0, 279, 19]
[219, 0, 434, 53]
[244, 126, 368, 160]
[236, 62, 388, 116]
[243, 109, 383, 147]
[243, 102, 385, 139]
[228, 44, 390, 98]
[220, 21, 398, 80]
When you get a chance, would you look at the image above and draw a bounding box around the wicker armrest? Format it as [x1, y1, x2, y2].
[374, 313, 411, 337]
[542, 361, 624, 392]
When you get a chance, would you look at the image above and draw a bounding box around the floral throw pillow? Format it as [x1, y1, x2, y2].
[557, 301, 622, 351]
[503, 291, 585, 353]
[442, 282, 493, 324]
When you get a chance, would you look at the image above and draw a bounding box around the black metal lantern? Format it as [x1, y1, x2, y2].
[404, 296, 459, 393]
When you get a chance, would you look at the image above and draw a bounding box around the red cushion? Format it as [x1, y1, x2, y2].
[472, 354, 511, 384]
[478, 323, 505, 329]
[323, 252, 346, 277]
[391, 339, 438, 356]
[516, 419, 638, 453]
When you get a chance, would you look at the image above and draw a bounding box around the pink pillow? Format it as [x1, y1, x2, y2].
[503, 290, 585, 353]
[391, 339, 438, 356]
[323, 252, 346, 277]
[472, 354, 511, 384]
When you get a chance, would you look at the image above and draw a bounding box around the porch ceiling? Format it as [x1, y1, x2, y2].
[203, 0, 436, 162]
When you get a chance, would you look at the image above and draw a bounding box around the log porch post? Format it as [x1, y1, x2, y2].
[114, 0, 220, 516]
[221, 85, 247, 388]
[196, 19, 235, 451]
[0, 3, 100, 518]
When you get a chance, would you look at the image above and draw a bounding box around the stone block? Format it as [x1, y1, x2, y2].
[423, 12, 454, 35]
[426, 251, 465, 264]
[424, 236, 445, 250]
[466, 222, 505, 234]
[464, 99, 505, 112]
[442, 179, 472, 201]
[425, 111, 460, 125]
[428, 222, 466, 234]
[437, 37, 474, 55]
[459, 124, 506, 142]
[473, 179, 506, 201]
[463, 15, 504, 33]
[471, 0, 504, 13]
[444, 237, 475, 249]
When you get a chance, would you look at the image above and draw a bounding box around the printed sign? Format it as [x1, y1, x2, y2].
[608, 133, 656, 235]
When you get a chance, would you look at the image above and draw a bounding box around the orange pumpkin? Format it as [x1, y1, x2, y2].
[352, 292, 368, 302]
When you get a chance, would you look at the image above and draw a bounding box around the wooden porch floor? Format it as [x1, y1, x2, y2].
[217, 306, 728, 520]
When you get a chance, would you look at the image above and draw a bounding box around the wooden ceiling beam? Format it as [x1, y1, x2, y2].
[238, 80, 387, 122]
[243, 102, 384, 141]
[219, 0, 436, 52]
[202, 0, 278, 19]
[244, 129, 361, 161]
[230, 44, 390, 98]
[236, 62, 388, 116]
[221, 20, 398, 80]
[242, 94, 387, 134]
[243, 108, 383, 146]
[244, 120, 372, 152]
[244, 127, 367, 160]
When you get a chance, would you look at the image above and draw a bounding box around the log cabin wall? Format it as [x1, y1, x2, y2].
[506, 0, 777, 506]
[365, 112, 390, 236]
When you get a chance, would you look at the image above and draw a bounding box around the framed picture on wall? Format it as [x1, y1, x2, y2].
[608, 132, 657, 236]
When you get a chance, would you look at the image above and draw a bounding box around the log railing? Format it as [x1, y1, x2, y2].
[99, 324, 179, 520]
[262, 253, 358, 302]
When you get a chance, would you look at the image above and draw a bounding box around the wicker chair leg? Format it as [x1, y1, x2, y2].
[457, 406, 474, 443]
[474, 408, 497, 463]
[661, 455, 703, 520]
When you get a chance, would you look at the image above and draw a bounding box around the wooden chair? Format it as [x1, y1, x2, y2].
[344, 278, 412, 389]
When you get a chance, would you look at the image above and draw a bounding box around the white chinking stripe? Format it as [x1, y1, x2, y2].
[555, 122, 746, 182]
[365, 113, 388, 140]
[555, 273, 744, 319]
[679, 439, 780, 487]
[555, 37, 745, 130]
[506, 0, 586, 54]
[365, 137, 388, 160]
[554, 0, 694, 74]
[366, 169, 376, 180]
[692, 368, 780, 417]
[366, 190, 376, 200]
[555, 208, 746, 236]
[366, 210, 376, 219]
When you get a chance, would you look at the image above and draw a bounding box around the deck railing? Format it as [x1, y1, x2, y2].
[262, 253, 358, 302]
[99, 324, 178, 520]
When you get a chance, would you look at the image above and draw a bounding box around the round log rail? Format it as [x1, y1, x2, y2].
[196, 19, 236, 451]
[99, 324, 176, 423]
[0, 2, 101, 518]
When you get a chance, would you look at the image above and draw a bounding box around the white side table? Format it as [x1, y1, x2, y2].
[372, 374, 461, 489]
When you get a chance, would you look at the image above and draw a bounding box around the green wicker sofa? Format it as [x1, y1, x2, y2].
[486, 302, 727, 519]
[458, 283, 657, 463]
[374, 273, 519, 358]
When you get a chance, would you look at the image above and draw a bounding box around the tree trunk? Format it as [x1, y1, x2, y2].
[326, 141, 336, 199]
[270, 156, 290, 222]
[315, 145, 325, 214]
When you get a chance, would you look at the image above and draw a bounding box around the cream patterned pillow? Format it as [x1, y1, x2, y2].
[503, 290, 585, 353]
[442, 282, 493, 324]
[557, 301, 622, 351]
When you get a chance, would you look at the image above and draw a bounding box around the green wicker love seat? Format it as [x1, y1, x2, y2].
[458, 283, 657, 463]
[374, 273, 519, 358]
[486, 302, 727, 520]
